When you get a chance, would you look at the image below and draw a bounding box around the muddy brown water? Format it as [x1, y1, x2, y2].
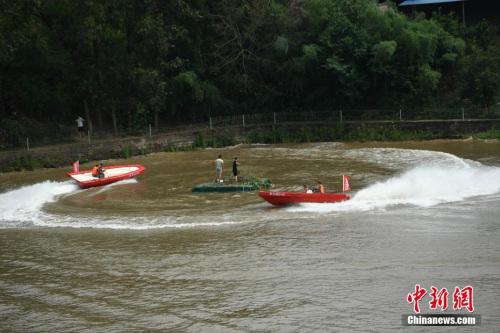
[1, 140, 499, 332]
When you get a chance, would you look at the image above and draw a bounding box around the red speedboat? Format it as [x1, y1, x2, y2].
[67, 164, 145, 189]
[258, 191, 350, 206]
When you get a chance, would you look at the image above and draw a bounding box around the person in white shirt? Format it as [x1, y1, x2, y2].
[76, 116, 85, 137]
[215, 155, 224, 182]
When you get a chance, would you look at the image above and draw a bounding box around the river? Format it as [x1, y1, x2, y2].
[1, 141, 499, 332]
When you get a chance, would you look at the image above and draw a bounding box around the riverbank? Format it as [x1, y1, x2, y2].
[1, 120, 499, 173]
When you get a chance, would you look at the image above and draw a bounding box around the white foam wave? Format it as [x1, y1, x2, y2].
[251, 145, 474, 172]
[94, 178, 138, 193]
[343, 148, 472, 170]
[287, 163, 500, 213]
[33, 217, 242, 230]
[0, 180, 245, 229]
[0, 181, 78, 225]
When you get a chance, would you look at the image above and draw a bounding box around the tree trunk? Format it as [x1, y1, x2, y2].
[111, 102, 118, 135]
[96, 104, 104, 130]
[171, 103, 177, 124]
[0, 78, 4, 117]
[84, 98, 93, 133]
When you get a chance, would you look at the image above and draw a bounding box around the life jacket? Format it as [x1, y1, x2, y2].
[92, 166, 99, 176]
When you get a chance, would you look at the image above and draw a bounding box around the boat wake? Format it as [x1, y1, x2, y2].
[0, 180, 245, 230]
[1, 148, 500, 228]
[32, 216, 244, 230]
[94, 178, 138, 194]
[287, 151, 500, 213]
[0, 181, 79, 226]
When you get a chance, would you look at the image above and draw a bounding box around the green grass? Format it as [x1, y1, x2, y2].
[0, 154, 52, 172]
[474, 128, 500, 139]
[244, 125, 435, 143]
[344, 127, 434, 141]
[164, 144, 195, 152]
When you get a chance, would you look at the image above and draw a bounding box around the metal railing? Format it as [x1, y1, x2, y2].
[2, 107, 500, 151]
[209, 107, 500, 128]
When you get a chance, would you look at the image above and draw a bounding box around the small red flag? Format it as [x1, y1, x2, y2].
[342, 175, 350, 192]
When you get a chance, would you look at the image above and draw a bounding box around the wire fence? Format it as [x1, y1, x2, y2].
[208, 107, 500, 128]
[3, 107, 500, 152]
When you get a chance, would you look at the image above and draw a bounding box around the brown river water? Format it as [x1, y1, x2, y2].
[1, 141, 500, 332]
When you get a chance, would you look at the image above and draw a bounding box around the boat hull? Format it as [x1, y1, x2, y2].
[67, 164, 145, 188]
[258, 191, 350, 206]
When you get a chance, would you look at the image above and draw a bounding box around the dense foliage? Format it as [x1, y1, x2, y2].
[1, 0, 500, 142]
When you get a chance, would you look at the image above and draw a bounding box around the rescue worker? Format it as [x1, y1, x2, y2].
[315, 181, 325, 194]
[232, 157, 240, 182]
[91, 164, 99, 178]
[98, 163, 105, 179]
[215, 155, 224, 182]
[303, 185, 313, 194]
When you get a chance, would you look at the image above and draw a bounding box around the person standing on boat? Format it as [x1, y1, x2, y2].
[232, 157, 240, 182]
[215, 155, 224, 182]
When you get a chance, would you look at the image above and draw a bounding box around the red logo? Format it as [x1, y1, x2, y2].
[407, 285, 474, 313]
[453, 286, 474, 312]
[429, 286, 449, 311]
[407, 284, 427, 313]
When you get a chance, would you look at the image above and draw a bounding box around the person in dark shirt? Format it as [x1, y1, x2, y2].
[232, 157, 240, 182]
[97, 163, 105, 179]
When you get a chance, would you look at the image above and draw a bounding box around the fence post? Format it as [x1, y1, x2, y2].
[242, 114, 246, 128]
[149, 124, 152, 138]
[340, 110, 343, 123]
[462, 108, 465, 120]
[26, 137, 30, 151]
[87, 130, 91, 144]
[399, 109, 402, 121]
[209, 117, 213, 130]
[273, 112, 276, 125]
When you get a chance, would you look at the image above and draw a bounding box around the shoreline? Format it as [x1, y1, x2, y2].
[0, 132, 498, 174]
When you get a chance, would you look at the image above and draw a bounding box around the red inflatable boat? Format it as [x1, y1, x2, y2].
[67, 163, 145, 188]
[258, 191, 350, 206]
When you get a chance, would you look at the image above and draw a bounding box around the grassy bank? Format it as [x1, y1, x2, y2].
[244, 125, 435, 144]
[1, 125, 499, 173]
[1, 155, 57, 173]
[473, 128, 500, 139]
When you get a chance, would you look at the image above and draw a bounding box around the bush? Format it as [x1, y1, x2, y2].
[193, 133, 206, 148]
[122, 146, 132, 158]
[474, 128, 500, 139]
[0, 154, 45, 172]
[208, 131, 237, 147]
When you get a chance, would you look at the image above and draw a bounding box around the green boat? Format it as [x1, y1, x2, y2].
[192, 177, 272, 193]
